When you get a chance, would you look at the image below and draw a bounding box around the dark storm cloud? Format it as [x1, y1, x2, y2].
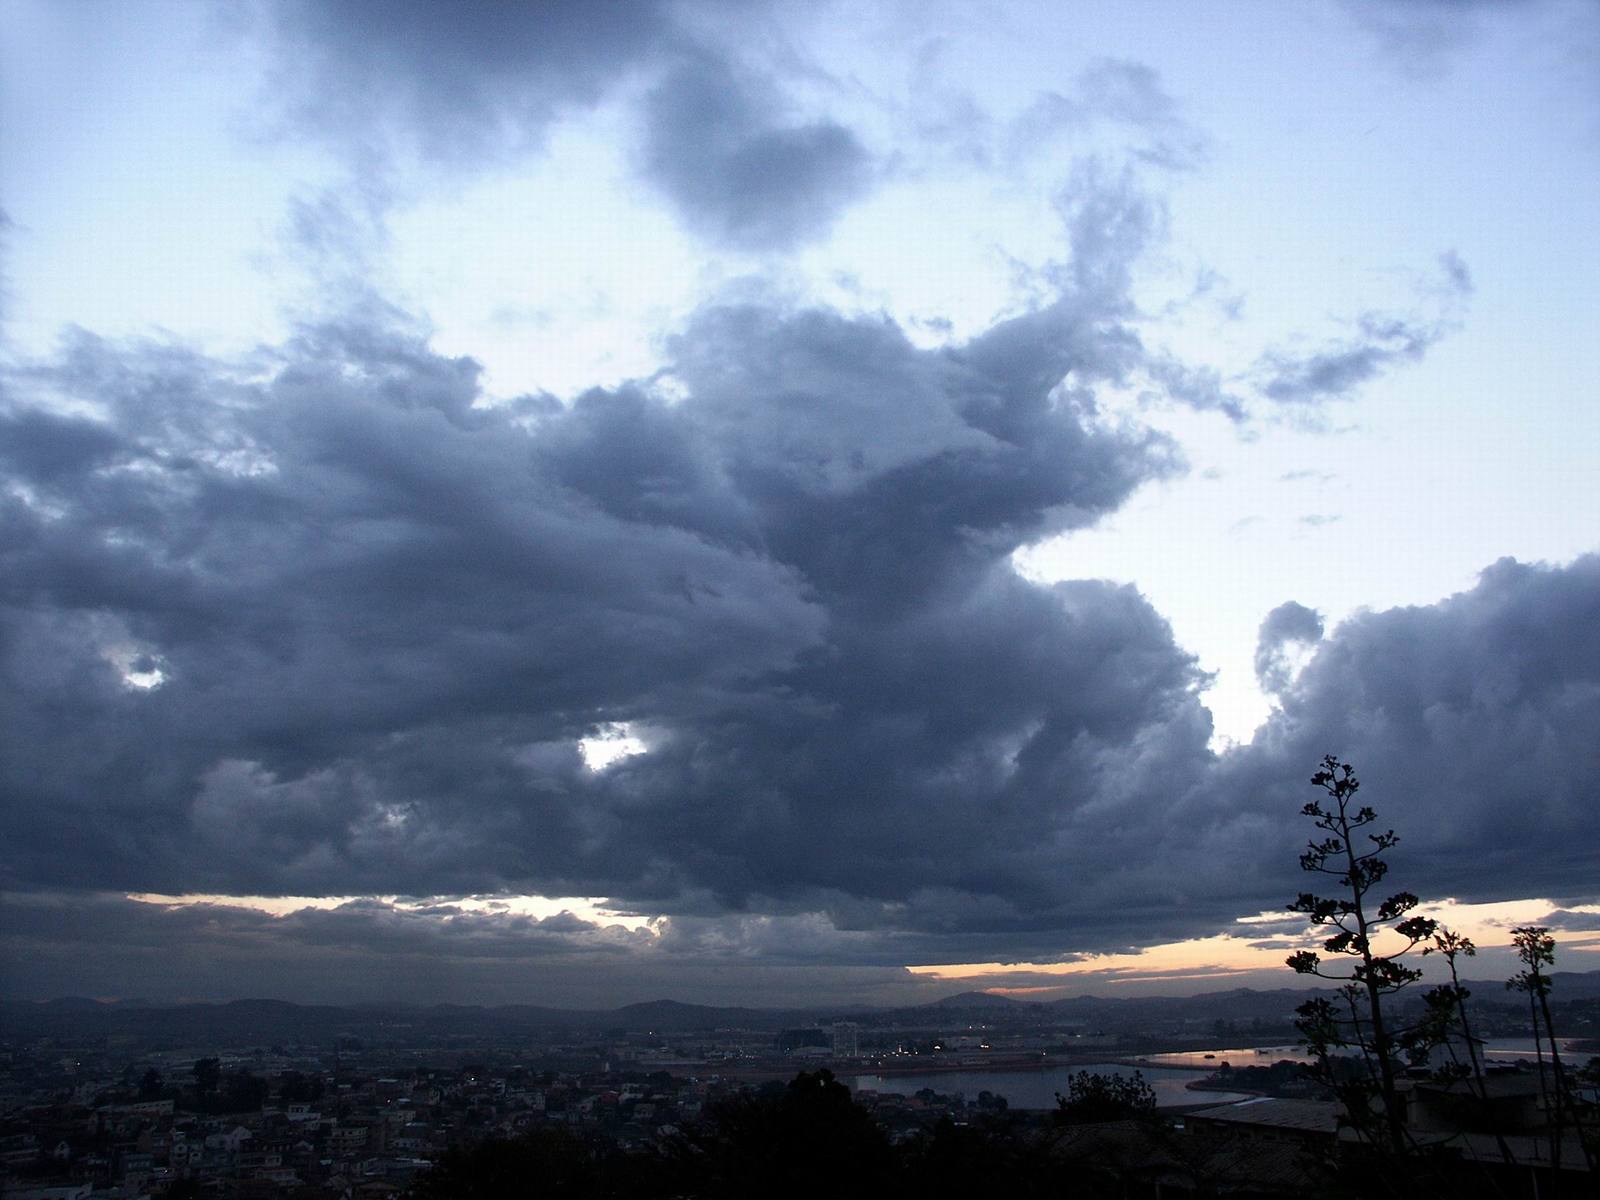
[1257, 311, 1443, 403]
[637, 52, 873, 251]
[1514, 908, 1600, 934]
[901, 38, 996, 166]
[1253, 601, 1324, 697]
[1220, 555, 1600, 909]
[1342, 0, 1544, 71]
[6, 132, 1595, 993]
[3, 173, 1236, 960]
[1438, 249, 1474, 295]
[1009, 58, 1209, 172]
[0, 317, 829, 896]
[265, 0, 875, 251]
[1255, 253, 1471, 404]
[8, 289, 1596, 985]
[0, 205, 13, 325]
[266, 0, 677, 168]
[282, 188, 391, 291]
[1141, 355, 1246, 421]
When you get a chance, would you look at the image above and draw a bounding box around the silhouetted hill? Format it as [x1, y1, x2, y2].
[927, 991, 1028, 1008]
[609, 999, 799, 1031]
[5, 970, 1595, 1044]
[1473, 970, 1600, 1000]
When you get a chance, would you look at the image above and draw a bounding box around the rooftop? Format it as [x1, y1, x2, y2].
[1185, 1097, 1342, 1135]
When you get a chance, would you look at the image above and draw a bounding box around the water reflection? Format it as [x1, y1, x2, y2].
[1138, 1038, 1586, 1070]
[1139, 1045, 1311, 1069]
[850, 1037, 1589, 1111]
[851, 1062, 1252, 1111]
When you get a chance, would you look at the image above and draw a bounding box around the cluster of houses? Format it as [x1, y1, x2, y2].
[4, 1025, 1593, 1199]
[0, 1058, 747, 1199]
[0, 1049, 1069, 1200]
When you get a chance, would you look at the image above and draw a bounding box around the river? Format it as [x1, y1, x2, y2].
[850, 1062, 1252, 1111]
[1137, 1037, 1587, 1069]
[849, 1037, 1591, 1112]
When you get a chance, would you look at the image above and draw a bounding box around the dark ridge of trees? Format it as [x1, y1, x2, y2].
[278, 1068, 324, 1103]
[409, 1070, 898, 1200]
[900, 1115, 1078, 1199]
[408, 1064, 1591, 1199]
[659, 1069, 894, 1199]
[410, 1126, 644, 1200]
[410, 1069, 1142, 1199]
[190, 1056, 220, 1094]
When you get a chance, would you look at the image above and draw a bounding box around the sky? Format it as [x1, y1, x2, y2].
[1, 0, 1597, 1010]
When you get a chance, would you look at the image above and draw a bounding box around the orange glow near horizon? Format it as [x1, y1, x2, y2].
[907, 897, 1600, 992]
[119, 891, 1599, 992]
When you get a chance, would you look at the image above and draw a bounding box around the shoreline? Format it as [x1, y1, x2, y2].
[845, 1053, 1220, 1078]
[689, 1045, 1306, 1083]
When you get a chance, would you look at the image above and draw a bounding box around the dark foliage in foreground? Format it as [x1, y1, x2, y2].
[412, 1069, 1088, 1199]
[410, 1126, 652, 1199]
[658, 1068, 894, 1198]
[410, 1062, 1598, 1199]
[1053, 1068, 1158, 1125]
[900, 1115, 1078, 1199]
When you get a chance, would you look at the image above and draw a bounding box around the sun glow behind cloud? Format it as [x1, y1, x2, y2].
[126, 892, 660, 933]
[578, 723, 650, 772]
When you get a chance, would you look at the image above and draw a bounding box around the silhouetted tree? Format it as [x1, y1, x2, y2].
[412, 1127, 625, 1200]
[1286, 755, 1437, 1156]
[1508, 925, 1596, 1173]
[279, 1070, 323, 1103]
[902, 1115, 1071, 1199]
[137, 1067, 163, 1100]
[1416, 929, 1518, 1167]
[191, 1057, 220, 1094]
[1418, 928, 1486, 1087]
[665, 1069, 892, 1199]
[1052, 1070, 1157, 1125]
[222, 1068, 268, 1113]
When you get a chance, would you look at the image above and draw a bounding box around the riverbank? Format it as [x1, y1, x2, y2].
[851, 1062, 1254, 1111]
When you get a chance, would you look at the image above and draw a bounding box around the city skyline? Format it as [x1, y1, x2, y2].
[2, 0, 1598, 1008]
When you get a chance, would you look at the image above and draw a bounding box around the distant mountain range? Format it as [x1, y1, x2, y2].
[4, 971, 1595, 1045]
